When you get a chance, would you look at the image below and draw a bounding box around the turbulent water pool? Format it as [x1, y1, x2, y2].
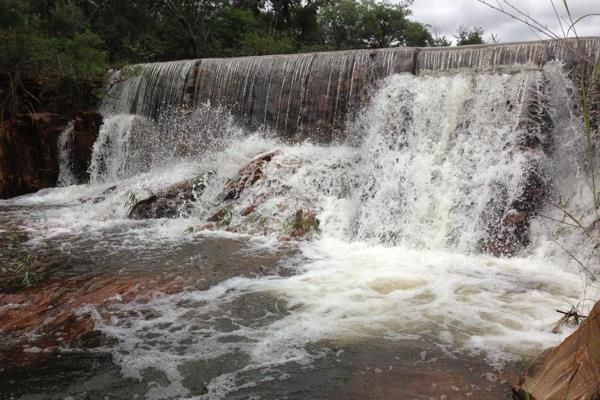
[2, 50, 600, 399]
[0, 196, 584, 400]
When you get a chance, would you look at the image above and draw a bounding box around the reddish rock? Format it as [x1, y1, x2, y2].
[502, 209, 528, 226]
[287, 209, 320, 239]
[224, 151, 277, 200]
[207, 205, 233, 224]
[515, 301, 600, 400]
[0, 113, 69, 199]
[0, 273, 186, 366]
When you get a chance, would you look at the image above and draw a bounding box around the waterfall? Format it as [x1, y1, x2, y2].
[97, 38, 600, 139]
[57, 122, 76, 186]
[349, 72, 540, 251]
[417, 37, 600, 71]
[88, 114, 145, 183]
[7, 40, 600, 399]
[100, 60, 198, 117]
[192, 47, 416, 137]
[82, 38, 599, 254]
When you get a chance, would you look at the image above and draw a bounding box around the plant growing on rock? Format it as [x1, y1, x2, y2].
[10, 254, 38, 288]
[124, 190, 139, 213]
[285, 209, 321, 238]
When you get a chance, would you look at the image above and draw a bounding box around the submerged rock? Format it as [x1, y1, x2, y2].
[0, 272, 186, 367]
[128, 180, 198, 219]
[514, 301, 600, 400]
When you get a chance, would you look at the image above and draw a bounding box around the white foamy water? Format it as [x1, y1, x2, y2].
[89, 237, 584, 398]
[3, 64, 599, 399]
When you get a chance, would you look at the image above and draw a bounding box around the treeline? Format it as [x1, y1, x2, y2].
[0, 0, 484, 118]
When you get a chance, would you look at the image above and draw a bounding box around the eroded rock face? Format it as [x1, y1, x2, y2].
[515, 301, 600, 400]
[0, 113, 69, 199]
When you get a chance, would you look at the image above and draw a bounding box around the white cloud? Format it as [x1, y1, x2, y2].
[406, 0, 600, 44]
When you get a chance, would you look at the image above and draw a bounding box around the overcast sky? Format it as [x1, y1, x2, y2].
[407, 0, 600, 44]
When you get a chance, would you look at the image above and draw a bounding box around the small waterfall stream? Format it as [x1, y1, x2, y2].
[6, 38, 600, 399]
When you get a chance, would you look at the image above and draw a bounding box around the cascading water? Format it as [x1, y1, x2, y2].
[349, 72, 537, 250]
[57, 122, 77, 187]
[101, 60, 198, 117]
[4, 39, 600, 399]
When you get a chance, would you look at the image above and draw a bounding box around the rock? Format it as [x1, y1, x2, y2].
[0, 272, 186, 367]
[70, 111, 103, 183]
[207, 205, 233, 224]
[514, 301, 600, 400]
[502, 209, 528, 226]
[0, 113, 69, 199]
[224, 151, 277, 200]
[129, 181, 197, 219]
[483, 160, 546, 257]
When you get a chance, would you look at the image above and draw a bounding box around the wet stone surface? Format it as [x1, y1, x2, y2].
[0, 339, 520, 400]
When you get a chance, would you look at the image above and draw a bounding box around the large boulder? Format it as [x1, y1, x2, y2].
[0, 113, 69, 199]
[514, 301, 600, 399]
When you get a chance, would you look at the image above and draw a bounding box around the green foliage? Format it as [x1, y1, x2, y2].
[455, 25, 485, 46]
[239, 32, 298, 56]
[431, 36, 452, 47]
[124, 191, 139, 212]
[319, 0, 433, 49]
[0, 0, 108, 119]
[10, 254, 38, 288]
[285, 209, 320, 235]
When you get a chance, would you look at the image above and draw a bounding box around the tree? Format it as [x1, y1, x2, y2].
[319, 0, 364, 49]
[0, 0, 107, 118]
[429, 25, 452, 47]
[159, 0, 230, 58]
[320, 0, 432, 49]
[455, 25, 485, 45]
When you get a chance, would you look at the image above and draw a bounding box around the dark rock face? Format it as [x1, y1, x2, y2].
[0, 113, 69, 199]
[70, 111, 103, 183]
[128, 181, 197, 219]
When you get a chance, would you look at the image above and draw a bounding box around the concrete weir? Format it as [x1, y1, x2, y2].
[103, 37, 600, 139]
